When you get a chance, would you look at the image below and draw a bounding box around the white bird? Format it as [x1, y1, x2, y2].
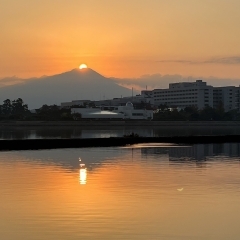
[79, 158, 81, 162]
[177, 188, 184, 192]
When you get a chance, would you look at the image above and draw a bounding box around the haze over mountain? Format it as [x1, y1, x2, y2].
[1, 67, 240, 109]
[113, 75, 240, 91]
[0, 68, 135, 109]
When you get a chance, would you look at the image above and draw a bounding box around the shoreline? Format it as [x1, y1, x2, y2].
[1, 135, 240, 151]
[0, 120, 240, 127]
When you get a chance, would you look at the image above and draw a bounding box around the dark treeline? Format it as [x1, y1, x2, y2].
[0, 99, 240, 121]
[154, 104, 240, 121]
[0, 99, 72, 121]
[35, 104, 72, 120]
[0, 98, 30, 120]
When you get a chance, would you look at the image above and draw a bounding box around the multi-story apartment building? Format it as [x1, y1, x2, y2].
[142, 80, 213, 109]
[141, 80, 240, 112]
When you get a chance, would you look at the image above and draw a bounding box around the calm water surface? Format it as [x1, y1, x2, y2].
[1, 126, 240, 139]
[1, 143, 240, 239]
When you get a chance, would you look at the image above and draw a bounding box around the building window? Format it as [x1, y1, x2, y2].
[132, 113, 144, 116]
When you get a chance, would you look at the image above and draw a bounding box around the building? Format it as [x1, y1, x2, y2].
[213, 86, 240, 112]
[117, 102, 153, 119]
[71, 102, 153, 120]
[61, 100, 92, 108]
[63, 80, 240, 112]
[94, 95, 153, 107]
[62, 95, 153, 109]
[71, 107, 124, 119]
[141, 80, 213, 110]
[141, 80, 240, 112]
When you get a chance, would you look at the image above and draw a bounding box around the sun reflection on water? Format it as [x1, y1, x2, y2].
[79, 158, 87, 184]
[79, 168, 87, 184]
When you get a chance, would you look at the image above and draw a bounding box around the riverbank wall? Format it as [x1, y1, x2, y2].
[1, 135, 240, 151]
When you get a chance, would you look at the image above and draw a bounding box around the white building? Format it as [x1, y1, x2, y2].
[71, 102, 153, 120]
[71, 108, 124, 119]
[141, 80, 213, 110]
[141, 80, 240, 112]
[117, 102, 153, 120]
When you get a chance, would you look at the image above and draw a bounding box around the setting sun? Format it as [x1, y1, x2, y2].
[79, 64, 88, 69]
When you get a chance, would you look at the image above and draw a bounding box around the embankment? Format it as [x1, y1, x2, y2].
[1, 135, 240, 151]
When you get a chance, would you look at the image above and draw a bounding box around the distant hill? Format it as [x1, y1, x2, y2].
[0, 68, 134, 109]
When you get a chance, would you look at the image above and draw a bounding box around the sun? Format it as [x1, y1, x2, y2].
[79, 64, 88, 69]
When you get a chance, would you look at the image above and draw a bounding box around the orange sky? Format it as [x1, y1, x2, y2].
[1, 0, 240, 79]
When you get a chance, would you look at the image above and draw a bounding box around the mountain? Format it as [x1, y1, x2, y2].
[0, 68, 134, 109]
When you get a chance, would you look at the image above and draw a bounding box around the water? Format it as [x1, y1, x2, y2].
[1, 143, 240, 239]
[1, 125, 240, 139]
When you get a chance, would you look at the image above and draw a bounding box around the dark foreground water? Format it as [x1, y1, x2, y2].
[1, 143, 240, 240]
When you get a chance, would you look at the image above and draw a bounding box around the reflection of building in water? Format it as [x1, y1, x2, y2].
[79, 168, 87, 184]
[141, 147, 169, 156]
[169, 145, 207, 161]
[141, 143, 240, 161]
[169, 143, 240, 161]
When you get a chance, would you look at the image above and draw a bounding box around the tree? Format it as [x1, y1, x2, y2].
[158, 104, 168, 112]
[35, 104, 72, 120]
[72, 113, 82, 120]
[2, 99, 12, 115]
[12, 98, 28, 114]
[0, 98, 30, 120]
[183, 106, 199, 121]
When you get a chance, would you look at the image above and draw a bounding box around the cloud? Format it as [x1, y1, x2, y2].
[156, 56, 240, 65]
[117, 83, 143, 91]
[203, 56, 240, 64]
[113, 74, 188, 91]
[0, 76, 24, 87]
[157, 60, 194, 64]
